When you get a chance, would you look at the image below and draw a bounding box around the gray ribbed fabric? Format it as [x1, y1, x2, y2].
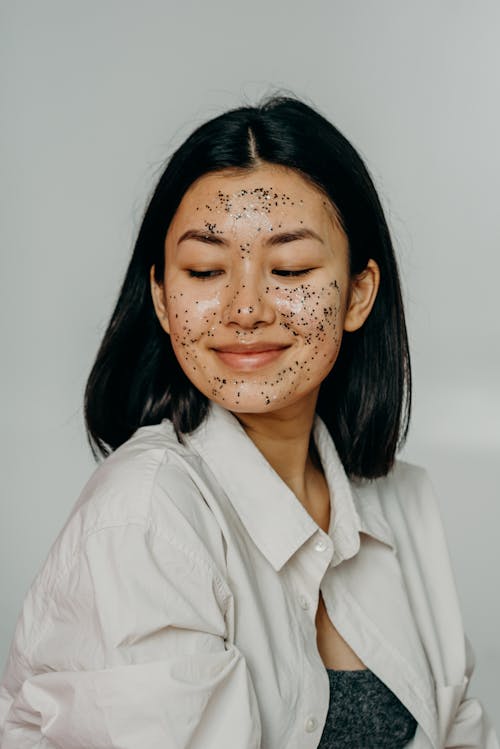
[317, 669, 417, 748]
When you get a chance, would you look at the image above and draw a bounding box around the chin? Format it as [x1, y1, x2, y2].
[207, 389, 314, 416]
[208, 397, 276, 413]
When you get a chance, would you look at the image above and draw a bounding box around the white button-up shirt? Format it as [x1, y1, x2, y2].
[0, 402, 497, 748]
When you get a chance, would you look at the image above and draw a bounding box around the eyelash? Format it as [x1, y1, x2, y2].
[187, 268, 315, 279]
[187, 270, 223, 279]
[274, 268, 314, 277]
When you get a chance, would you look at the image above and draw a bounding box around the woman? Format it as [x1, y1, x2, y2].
[0, 96, 497, 748]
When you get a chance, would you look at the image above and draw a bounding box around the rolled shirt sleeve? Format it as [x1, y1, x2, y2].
[0, 521, 262, 748]
[440, 634, 499, 749]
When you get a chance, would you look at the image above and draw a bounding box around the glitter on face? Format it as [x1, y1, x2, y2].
[160, 166, 351, 414]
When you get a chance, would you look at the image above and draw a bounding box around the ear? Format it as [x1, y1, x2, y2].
[343, 258, 380, 332]
[149, 265, 170, 335]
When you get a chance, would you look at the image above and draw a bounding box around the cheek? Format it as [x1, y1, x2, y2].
[273, 281, 342, 343]
[167, 290, 222, 341]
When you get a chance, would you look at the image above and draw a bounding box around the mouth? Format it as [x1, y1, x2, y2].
[212, 344, 291, 372]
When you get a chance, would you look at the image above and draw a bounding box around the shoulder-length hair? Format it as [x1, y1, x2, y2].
[84, 95, 411, 479]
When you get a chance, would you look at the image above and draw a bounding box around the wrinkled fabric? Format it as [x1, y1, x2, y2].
[0, 401, 497, 748]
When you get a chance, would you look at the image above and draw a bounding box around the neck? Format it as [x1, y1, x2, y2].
[233, 392, 323, 506]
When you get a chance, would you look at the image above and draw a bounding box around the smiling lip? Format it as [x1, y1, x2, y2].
[212, 344, 290, 371]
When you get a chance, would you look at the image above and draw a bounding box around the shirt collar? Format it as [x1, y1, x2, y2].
[185, 401, 395, 571]
[350, 477, 397, 552]
[313, 414, 396, 561]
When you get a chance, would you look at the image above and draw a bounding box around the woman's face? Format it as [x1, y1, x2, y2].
[152, 164, 373, 415]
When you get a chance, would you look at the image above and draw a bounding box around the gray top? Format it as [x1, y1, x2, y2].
[317, 668, 418, 748]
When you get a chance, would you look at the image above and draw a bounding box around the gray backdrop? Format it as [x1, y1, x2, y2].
[1, 0, 499, 730]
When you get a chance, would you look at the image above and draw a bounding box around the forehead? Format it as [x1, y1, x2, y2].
[171, 165, 337, 228]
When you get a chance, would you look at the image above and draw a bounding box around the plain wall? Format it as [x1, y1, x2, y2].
[1, 0, 499, 729]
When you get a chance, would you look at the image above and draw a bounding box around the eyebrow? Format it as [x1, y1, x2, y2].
[177, 229, 228, 246]
[177, 227, 324, 247]
[264, 228, 324, 247]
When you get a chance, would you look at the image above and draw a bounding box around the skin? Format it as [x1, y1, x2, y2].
[151, 164, 380, 670]
[150, 164, 379, 511]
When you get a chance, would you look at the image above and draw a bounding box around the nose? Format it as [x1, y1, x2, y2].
[221, 272, 275, 330]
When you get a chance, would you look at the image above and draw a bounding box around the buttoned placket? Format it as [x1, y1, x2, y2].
[291, 527, 335, 746]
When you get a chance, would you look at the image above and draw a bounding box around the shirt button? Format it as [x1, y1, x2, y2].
[298, 594, 310, 610]
[314, 538, 327, 552]
[304, 715, 318, 732]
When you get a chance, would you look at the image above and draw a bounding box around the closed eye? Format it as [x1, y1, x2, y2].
[187, 269, 224, 279]
[272, 268, 315, 277]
